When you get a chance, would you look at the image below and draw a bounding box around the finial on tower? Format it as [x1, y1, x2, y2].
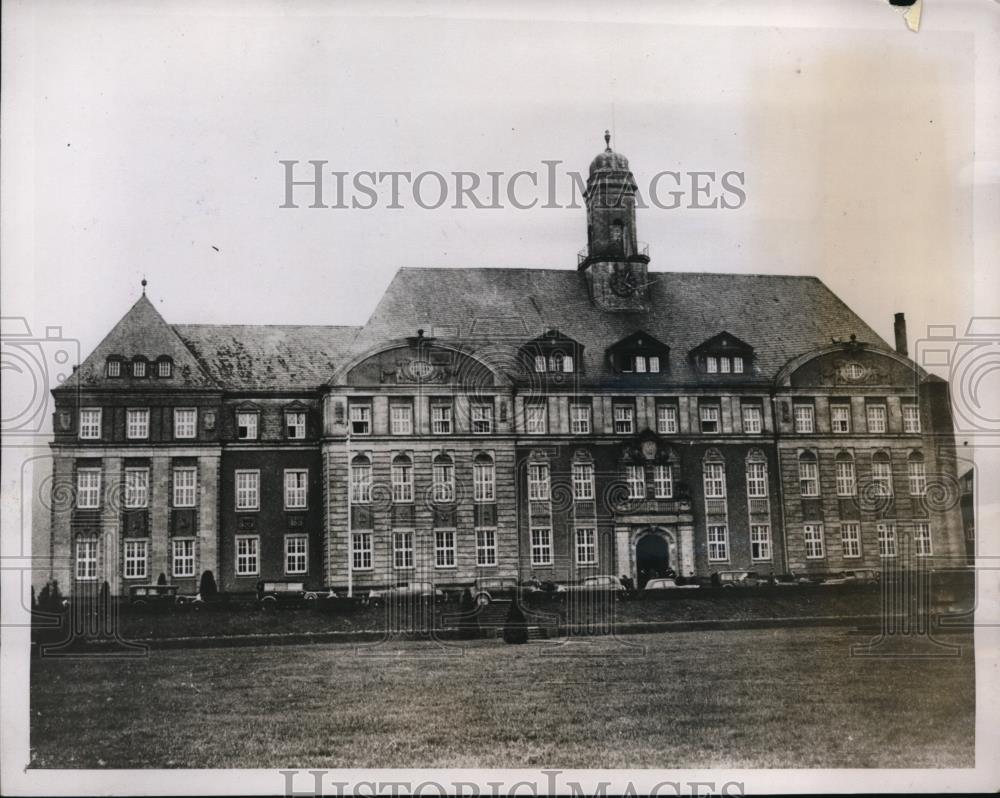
[604, 129, 612, 151]
[141, 277, 147, 295]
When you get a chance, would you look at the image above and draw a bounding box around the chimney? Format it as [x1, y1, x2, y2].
[893, 312, 908, 356]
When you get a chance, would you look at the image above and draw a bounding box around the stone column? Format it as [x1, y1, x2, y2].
[679, 524, 696, 576]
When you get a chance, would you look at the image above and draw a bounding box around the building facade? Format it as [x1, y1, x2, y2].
[48, 137, 966, 596]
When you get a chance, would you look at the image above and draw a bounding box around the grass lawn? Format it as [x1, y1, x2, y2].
[30, 627, 974, 769]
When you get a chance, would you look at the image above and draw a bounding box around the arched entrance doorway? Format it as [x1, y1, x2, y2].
[636, 532, 671, 589]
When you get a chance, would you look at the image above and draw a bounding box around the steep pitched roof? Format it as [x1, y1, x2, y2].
[173, 324, 360, 391]
[352, 267, 891, 387]
[58, 295, 217, 390]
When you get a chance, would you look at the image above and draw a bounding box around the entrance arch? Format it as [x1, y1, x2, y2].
[636, 532, 671, 588]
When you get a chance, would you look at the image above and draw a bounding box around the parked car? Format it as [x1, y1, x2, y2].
[469, 577, 519, 606]
[642, 577, 701, 593]
[842, 568, 880, 585]
[556, 575, 628, 596]
[711, 571, 769, 588]
[256, 580, 320, 609]
[128, 584, 180, 609]
[367, 582, 446, 606]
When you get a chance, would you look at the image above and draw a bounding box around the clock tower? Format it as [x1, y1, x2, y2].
[579, 131, 650, 312]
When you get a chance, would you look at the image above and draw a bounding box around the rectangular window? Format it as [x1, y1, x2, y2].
[237, 411, 258, 440]
[799, 459, 819, 497]
[534, 355, 546, 373]
[235, 470, 259, 511]
[79, 408, 102, 440]
[474, 460, 495, 502]
[284, 534, 308, 574]
[634, 355, 647, 373]
[173, 467, 197, 508]
[746, 461, 768, 498]
[284, 469, 308, 509]
[390, 403, 413, 435]
[432, 460, 455, 503]
[877, 522, 897, 558]
[653, 464, 673, 499]
[908, 461, 927, 496]
[706, 356, 718, 374]
[841, 523, 862, 558]
[733, 356, 744, 374]
[126, 408, 149, 440]
[124, 467, 149, 509]
[435, 530, 456, 568]
[751, 525, 771, 561]
[476, 528, 497, 566]
[707, 525, 728, 561]
[391, 460, 413, 503]
[530, 528, 552, 565]
[431, 403, 453, 434]
[172, 539, 195, 578]
[393, 531, 414, 569]
[793, 404, 815, 434]
[831, 404, 851, 434]
[903, 404, 921, 433]
[648, 356, 661, 373]
[158, 359, 172, 378]
[235, 536, 259, 576]
[350, 461, 372, 504]
[614, 405, 635, 435]
[703, 462, 726, 499]
[351, 532, 372, 570]
[132, 360, 146, 378]
[525, 403, 547, 434]
[76, 468, 101, 509]
[914, 522, 932, 556]
[75, 538, 98, 580]
[471, 403, 494, 434]
[836, 459, 857, 497]
[742, 405, 762, 434]
[576, 527, 597, 565]
[867, 404, 887, 434]
[570, 403, 591, 434]
[720, 356, 731, 374]
[626, 464, 646, 499]
[174, 408, 197, 439]
[349, 403, 371, 436]
[528, 463, 550, 501]
[657, 404, 678, 434]
[804, 524, 825, 559]
[572, 462, 595, 500]
[123, 539, 148, 580]
[285, 411, 306, 439]
[106, 360, 121, 378]
[872, 460, 893, 496]
[700, 404, 720, 433]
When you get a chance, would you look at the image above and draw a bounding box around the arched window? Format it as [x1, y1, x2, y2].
[131, 356, 148, 378]
[432, 453, 455, 503]
[835, 451, 856, 497]
[473, 453, 495, 503]
[156, 356, 173, 378]
[908, 451, 926, 496]
[391, 454, 413, 503]
[350, 454, 372, 504]
[872, 451, 893, 496]
[105, 356, 123, 378]
[798, 451, 819, 497]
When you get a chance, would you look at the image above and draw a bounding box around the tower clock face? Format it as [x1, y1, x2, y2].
[610, 265, 638, 297]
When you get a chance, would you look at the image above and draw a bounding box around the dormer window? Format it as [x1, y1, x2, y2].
[106, 358, 122, 378]
[131, 358, 147, 378]
[522, 329, 582, 375]
[690, 332, 753, 377]
[609, 331, 669, 375]
[157, 357, 173, 378]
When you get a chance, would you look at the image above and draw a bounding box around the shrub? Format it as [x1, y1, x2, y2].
[157, 572, 167, 586]
[199, 570, 218, 598]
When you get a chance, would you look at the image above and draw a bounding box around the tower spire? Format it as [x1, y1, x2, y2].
[604, 129, 611, 151]
[141, 277, 147, 296]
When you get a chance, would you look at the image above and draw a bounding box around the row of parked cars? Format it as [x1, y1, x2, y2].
[127, 568, 882, 611]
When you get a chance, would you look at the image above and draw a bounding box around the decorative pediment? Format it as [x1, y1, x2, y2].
[690, 331, 753, 375]
[607, 330, 669, 374]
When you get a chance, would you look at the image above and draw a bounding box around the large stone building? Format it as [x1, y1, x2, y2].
[48, 137, 966, 596]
